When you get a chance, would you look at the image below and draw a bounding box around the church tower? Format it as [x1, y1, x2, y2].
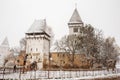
[26, 19, 51, 69]
[68, 8, 84, 35]
[0, 37, 10, 66]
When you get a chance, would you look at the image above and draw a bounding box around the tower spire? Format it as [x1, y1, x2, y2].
[68, 7, 82, 23]
[75, 3, 77, 9]
[68, 4, 84, 35]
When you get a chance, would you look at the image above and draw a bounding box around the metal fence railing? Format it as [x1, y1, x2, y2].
[0, 68, 120, 79]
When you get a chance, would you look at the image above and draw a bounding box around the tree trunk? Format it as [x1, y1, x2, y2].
[71, 52, 75, 68]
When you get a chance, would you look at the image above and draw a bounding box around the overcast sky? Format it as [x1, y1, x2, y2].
[0, 0, 120, 47]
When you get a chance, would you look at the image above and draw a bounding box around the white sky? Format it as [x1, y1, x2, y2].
[0, 0, 120, 47]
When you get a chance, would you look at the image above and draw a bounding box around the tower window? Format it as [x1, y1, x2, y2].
[73, 28, 78, 32]
[57, 54, 59, 57]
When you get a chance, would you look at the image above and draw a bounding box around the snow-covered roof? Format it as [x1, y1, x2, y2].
[27, 19, 46, 33]
[26, 19, 54, 38]
[69, 8, 83, 23]
[1, 37, 9, 48]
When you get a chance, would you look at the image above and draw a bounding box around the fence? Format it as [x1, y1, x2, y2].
[0, 68, 120, 79]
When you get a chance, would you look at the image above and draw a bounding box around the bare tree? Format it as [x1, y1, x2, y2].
[54, 24, 119, 69]
[54, 24, 97, 67]
[102, 37, 119, 67]
[54, 35, 79, 67]
[20, 38, 26, 51]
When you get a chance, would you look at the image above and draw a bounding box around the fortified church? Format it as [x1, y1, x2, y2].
[25, 8, 84, 69]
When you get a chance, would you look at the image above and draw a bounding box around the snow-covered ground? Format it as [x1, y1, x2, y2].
[0, 69, 120, 80]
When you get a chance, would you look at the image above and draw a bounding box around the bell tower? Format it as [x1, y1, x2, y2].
[68, 8, 84, 35]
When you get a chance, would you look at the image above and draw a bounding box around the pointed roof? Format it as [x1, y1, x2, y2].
[26, 19, 46, 33]
[69, 8, 83, 23]
[1, 37, 9, 47]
